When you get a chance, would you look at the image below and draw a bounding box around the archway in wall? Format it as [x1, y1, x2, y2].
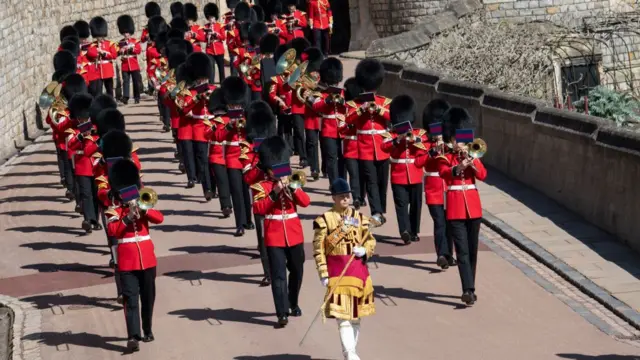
[329, 0, 351, 54]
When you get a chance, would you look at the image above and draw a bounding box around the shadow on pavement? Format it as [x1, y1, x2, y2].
[21, 262, 114, 278]
[21, 293, 121, 311]
[165, 270, 264, 286]
[7, 225, 86, 236]
[234, 355, 333, 360]
[374, 285, 466, 309]
[170, 244, 259, 258]
[0, 195, 67, 204]
[0, 181, 60, 191]
[155, 224, 237, 236]
[168, 307, 278, 327]
[22, 332, 127, 353]
[1, 209, 79, 218]
[557, 354, 640, 360]
[21, 241, 110, 255]
[374, 255, 441, 273]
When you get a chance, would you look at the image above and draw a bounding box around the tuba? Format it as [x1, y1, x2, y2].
[275, 48, 297, 75]
[288, 170, 307, 189]
[39, 81, 62, 109]
[169, 80, 186, 99]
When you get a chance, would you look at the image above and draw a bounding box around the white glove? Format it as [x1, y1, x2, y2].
[321, 277, 329, 287]
[353, 246, 366, 258]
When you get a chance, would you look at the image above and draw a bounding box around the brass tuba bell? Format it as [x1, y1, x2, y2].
[466, 138, 487, 159]
[137, 187, 158, 210]
[39, 81, 61, 109]
[288, 170, 307, 189]
[275, 48, 297, 75]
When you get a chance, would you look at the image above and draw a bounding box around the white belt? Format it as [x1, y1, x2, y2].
[390, 158, 414, 164]
[343, 136, 357, 140]
[225, 141, 240, 146]
[121, 55, 136, 58]
[322, 114, 338, 119]
[76, 150, 84, 155]
[425, 172, 439, 177]
[210, 141, 225, 146]
[357, 129, 386, 135]
[191, 114, 215, 119]
[118, 235, 151, 244]
[448, 185, 476, 191]
[97, 60, 112, 64]
[265, 213, 298, 220]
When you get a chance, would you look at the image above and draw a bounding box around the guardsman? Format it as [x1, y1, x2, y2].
[266, 1, 287, 45]
[146, 16, 169, 95]
[243, 22, 270, 101]
[252, 136, 310, 327]
[184, 3, 206, 53]
[258, 33, 279, 100]
[66, 93, 101, 232]
[228, 2, 251, 76]
[73, 20, 95, 85]
[307, 0, 332, 55]
[203, 89, 232, 215]
[159, 52, 188, 171]
[381, 95, 428, 245]
[224, 0, 240, 24]
[341, 77, 366, 208]
[46, 69, 73, 194]
[117, 15, 143, 105]
[142, 2, 162, 43]
[298, 47, 325, 180]
[312, 178, 376, 360]
[88, 17, 118, 97]
[415, 99, 456, 269]
[105, 159, 164, 352]
[347, 59, 391, 225]
[437, 107, 487, 306]
[281, 0, 307, 42]
[204, 3, 226, 83]
[170, 1, 186, 18]
[286, 37, 311, 165]
[217, 76, 255, 236]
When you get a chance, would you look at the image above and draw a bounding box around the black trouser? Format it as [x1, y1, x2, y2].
[208, 54, 225, 84]
[122, 70, 142, 101]
[210, 163, 232, 209]
[320, 136, 345, 185]
[360, 159, 389, 215]
[227, 168, 252, 229]
[255, 214, 270, 278]
[121, 267, 156, 339]
[291, 114, 306, 161]
[305, 129, 320, 173]
[344, 158, 364, 201]
[428, 205, 452, 259]
[277, 114, 294, 150]
[179, 140, 197, 182]
[55, 148, 66, 182]
[158, 97, 170, 128]
[449, 219, 481, 293]
[89, 78, 114, 97]
[251, 91, 261, 102]
[320, 140, 326, 175]
[267, 244, 305, 317]
[193, 141, 211, 194]
[312, 29, 331, 56]
[76, 175, 98, 223]
[229, 55, 238, 76]
[391, 183, 423, 236]
[58, 150, 75, 193]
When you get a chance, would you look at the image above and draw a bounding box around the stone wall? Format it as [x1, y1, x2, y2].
[369, 0, 447, 38]
[0, 0, 213, 164]
[377, 59, 640, 252]
[483, 0, 609, 22]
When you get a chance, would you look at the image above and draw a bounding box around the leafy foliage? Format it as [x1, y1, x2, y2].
[573, 86, 640, 127]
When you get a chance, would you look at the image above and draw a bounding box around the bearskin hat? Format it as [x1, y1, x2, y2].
[259, 34, 279, 54]
[442, 106, 473, 142]
[184, 40, 194, 54]
[145, 1, 162, 18]
[147, 16, 169, 39]
[343, 77, 361, 102]
[62, 35, 80, 47]
[52, 70, 71, 82]
[285, 0, 299, 7]
[61, 74, 88, 101]
[249, 22, 268, 47]
[355, 58, 384, 92]
[252, 5, 265, 22]
[69, 93, 94, 120]
[272, 0, 284, 16]
[239, 22, 251, 41]
[155, 31, 169, 52]
[207, 88, 227, 114]
[422, 99, 450, 130]
[258, 135, 292, 171]
[221, 76, 249, 106]
[235, 2, 251, 22]
[185, 3, 198, 21]
[108, 159, 141, 192]
[319, 58, 343, 85]
[165, 37, 188, 57]
[274, 43, 290, 63]
[90, 94, 118, 124]
[389, 95, 415, 126]
[53, 50, 77, 74]
[290, 38, 310, 61]
[95, 108, 126, 136]
[168, 51, 187, 69]
[170, 17, 189, 32]
[186, 52, 213, 81]
[227, 0, 241, 9]
[176, 64, 189, 83]
[170, 2, 185, 18]
[167, 28, 185, 40]
[302, 47, 324, 73]
[59, 40, 79, 58]
[246, 101, 276, 142]
[101, 130, 133, 158]
[73, 20, 91, 39]
[117, 15, 135, 35]
[89, 16, 108, 38]
[204, 3, 219, 19]
[59, 25, 78, 43]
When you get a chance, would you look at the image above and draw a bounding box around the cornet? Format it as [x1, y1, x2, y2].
[128, 187, 158, 218]
[288, 170, 306, 189]
[460, 138, 487, 160]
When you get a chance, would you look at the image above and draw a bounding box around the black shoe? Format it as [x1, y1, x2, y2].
[81, 220, 92, 233]
[121, 98, 129, 105]
[260, 277, 271, 287]
[65, 190, 75, 201]
[461, 291, 475, 306]
[473, 293, 478, 301]
[289, 306, 302, 317]
[116, 295, 123, 304]
[109, 259, 116, 269]
[299, 160, 309, 168]
[361, 199, 367, 207]
[311, 171, 320, 181]
[60, 178, 66, 186]
[142, 333, 154, 342]
[134, 99, 140, 104]
[234, 228, 245, 237]
[277, 315, 288, 328]
[401, 231, 411, 245]
[204, 191, 214, 202]
[179, 163, 186, 174]
[174, 150, 180, 159]
[75, 204, 82, 213]
[211, 192, 218, 199]
[91, 222, 102, 231]
[222, 207, 233, 218]
[353, 199, 361, 210]
[244, 222, 255, 230]
[436, 256, 449, 270]
[411, 234, 420, 242]
[448, 257, 458, 266]
[162, 126, 170, 133]
[186, 181, 195, 189]
[127, 338, 139, 352]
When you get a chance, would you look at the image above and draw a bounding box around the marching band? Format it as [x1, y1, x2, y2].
[39, 1, 489, 358]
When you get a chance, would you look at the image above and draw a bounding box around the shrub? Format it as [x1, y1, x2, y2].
[573, 86, 640, 128]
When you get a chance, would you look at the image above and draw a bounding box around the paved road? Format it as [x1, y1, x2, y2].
[1, 60, 640, 359]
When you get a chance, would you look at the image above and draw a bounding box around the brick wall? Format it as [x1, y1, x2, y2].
[483, 0, 609, 22]
[369, 0, 447, 38]
[0, 0, 213, 164]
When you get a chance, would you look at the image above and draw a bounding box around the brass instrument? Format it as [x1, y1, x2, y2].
[138, 187, 158, 210]
[155, 66, 170, 83]
[239, 54, 261, 77]
[288, 170, 306, 189]
[39, 81, 62, 109]
[275, 48, 297, 75]
[465, 138, 487, 159]
[366, 102, 379, 113]
[169, 80, 186, 99]
[236, 118, 246, 129]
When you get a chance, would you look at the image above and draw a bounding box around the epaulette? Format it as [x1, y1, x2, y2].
[65, 128, 75, 134]
[179, 88, 192, 97]
[435, 155, 450, 165]
[417, 129, 427, 137]
[251, 183, 266, 202]
[239, 146, 249, 160]
[97, 182, 109, 190]
[346, 100, 356, 108]
[336, 114, 345, 121]
[413, 142, 427, 151]
[381, 131, 392, 139]
[313, 215, 327, 230]
[132, 146, 139, 153]
[382, 97, 392, 106]
[105, 208, 119, 217]
[95, 175, 108, 183]
[240, 140, 250, 148]
[92, 152, 102, 158]
[213, 116, 225, 124]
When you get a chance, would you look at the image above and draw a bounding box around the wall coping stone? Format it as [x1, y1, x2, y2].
[437, 78, 486, 100]
[596, 126, 640, 157]
[447, 0, 484, 18]
[380, 59, 405, 73]
[534, 107, 608, 137]
[482, 90, 542, 115]
[365, 30, 432, 58]
[401, 65, 441, 86]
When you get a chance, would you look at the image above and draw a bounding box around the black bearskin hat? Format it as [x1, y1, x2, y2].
[422, 99, 450, 130]
[101, 130, 133, 158]
[260, 34, 279, 54]
[170, 2, 185, 18]
[235, 2, 251, 22]
[227, 0, 241, 9]
[108, 159, 141, 192]
[239, 22, 251, 41]
[252, 5, 265, 22]
[117, 15, 136, 35]
[168, 51, 188, 69]
[147, 16, 169, 39]
[389, 95, 415, 126]
[95, 108, 126, 136]
[90, 94, 117, 124]
[53, 50, 77, 74]
[62, 35, 80, 46]
[176, 64, 189, 83]
[73, 20, 91, 39]
[355, 59, 384, 92]
[59, 25, 78, 43]
[246, 101, 276, 141]
[221, 76, 249, 106]
[184, 40, 194, 54]
[290, 38, 310, 61]
[249, 22, 268, 47]
[343, 77, 361, 102]
[204, 3, 219, 19]
[302, 47, 324, 73]
[184, 3, 198, 21]
[443, 106, 473, 142]
[89, 16, 108, 38]
[274, 43, 290, 63]
[69, 93, 94, 120]
[167, 28, 185, 40]
[186, 52, 213, 81]
[170, 17, 189, 32]
[272, 0, 284, 16]
[207, 88, 227, 114]
[61, 74, 88, 101]
[285, 0, 299, 7]
[145, 1, 162, 18]
[165, 37, 188, 57]
[319, 57, 343, 85]
[59, 40, 79, 58]
[52, 70, 71, 82]
[155, 31, 169, 52]
[258, 136, 292, 170]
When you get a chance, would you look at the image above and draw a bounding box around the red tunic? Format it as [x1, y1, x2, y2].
[241, 145, 266, 185]
[66, 128, 100, 177]
[159, 82, 182, 130]
[106, 207, 164, 272]
[178, 84, 217, 142]
[226, 26, 241, 54]
[415, 143, 446, 205]
[203, 117, 227, 165]
[118, 37, 142, 72]
[146, 44, 162, 80]
[345, 96, 392, 161]
[141, 28, 149, 43]
[80, 43, 98, 82]
[204, 22, 226, 56]
[251, 181, 311, 247]
[216, 115, 248, 169]
[380, 129, 428, 185]
[309, 92, 347, 137]
[267, 75, 292, 112]
[186, 24, 206, 52]
[340, 102, 359, 159]
[95, 152, 142, 208]
[437, 154, 487, 220]
[47, 108, 73, 150]
[281, 11, 308, 41]
[307, 0, 333, 30]
[267, 20, 288, 45]
[86, 40, 118, 79]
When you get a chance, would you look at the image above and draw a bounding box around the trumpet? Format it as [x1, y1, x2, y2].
[127, 187, 158, 218]
[366, 102, 379, 113]
[460, 138, 487, 160]
[288, 170, 306, 189]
